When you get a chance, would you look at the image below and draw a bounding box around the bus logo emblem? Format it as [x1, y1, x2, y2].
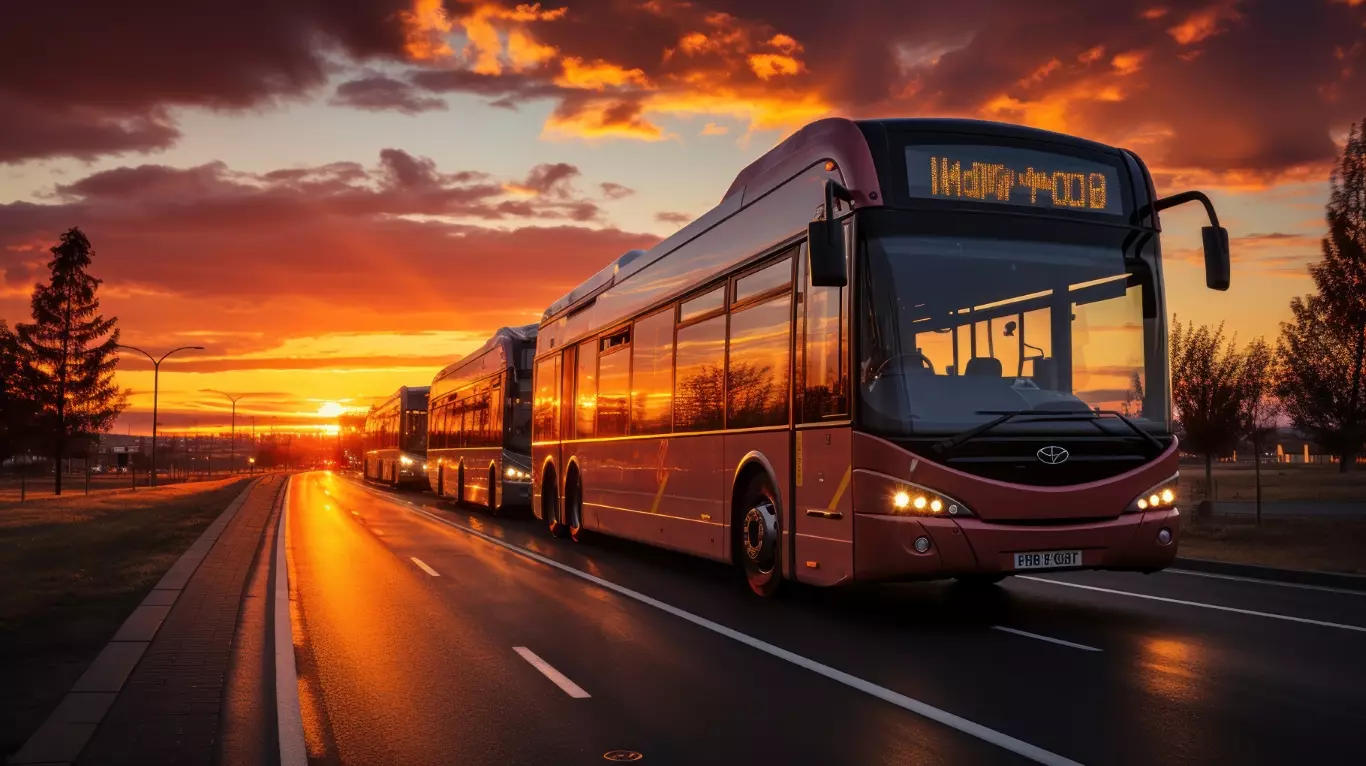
[1037, 446, 1069, 464]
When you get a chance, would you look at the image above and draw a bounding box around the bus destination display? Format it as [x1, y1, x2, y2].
[905, 145, 1122, 214]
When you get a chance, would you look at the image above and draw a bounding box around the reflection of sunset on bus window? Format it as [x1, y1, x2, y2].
[596, 348, 630, 437]
[575, 340, 597, 439]
[727, 295, 792, 429]
[674, 316, 726, 432]
[1072, 282, 1146, 414]
[631, 308, 674, 435]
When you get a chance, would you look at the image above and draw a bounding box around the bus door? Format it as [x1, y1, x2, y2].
[793, 234, 853, 586]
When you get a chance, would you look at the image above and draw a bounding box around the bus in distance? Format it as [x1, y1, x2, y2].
[530, 117, 1231, 596]
[427, 324, 537, 510]
[363, 385, 430, 488]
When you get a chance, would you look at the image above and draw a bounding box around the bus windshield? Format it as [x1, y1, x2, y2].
[857, 235, 1168, 438]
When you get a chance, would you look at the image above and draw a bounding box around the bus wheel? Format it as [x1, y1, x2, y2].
[737, 474, 782, 597]
[544, 474, 567, 538]
[565, 470, 586, 543]
[487, 466, 498, 513]
[457, 465, 465, 505]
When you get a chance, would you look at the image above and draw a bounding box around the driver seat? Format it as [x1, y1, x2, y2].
[964, 357, 1003, 377]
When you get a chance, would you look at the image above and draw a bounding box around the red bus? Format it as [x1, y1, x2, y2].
[426, 325, 538, 510]
[363, 385, 430, 488]
[530, 117, 1230, 596]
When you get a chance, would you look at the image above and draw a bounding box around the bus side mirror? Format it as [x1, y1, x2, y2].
[1202, 225, 1230, 291]
[809, 178, 851, 287]
[808, 219, 846, 287]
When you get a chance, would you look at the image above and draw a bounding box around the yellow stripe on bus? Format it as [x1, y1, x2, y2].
[650, 472, 671, 515]
[827, 466, 851, 512]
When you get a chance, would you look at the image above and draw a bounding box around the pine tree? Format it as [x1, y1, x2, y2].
[15, 228, 128, 494]
[1277, 121, 1366, 471]
[0, 320, 36, 466]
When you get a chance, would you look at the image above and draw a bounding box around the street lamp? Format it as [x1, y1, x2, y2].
[203, 390, 249, 474]
[116, 344, 204, 487]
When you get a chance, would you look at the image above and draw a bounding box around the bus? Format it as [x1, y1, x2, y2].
[427, 325, 537, 510]
[530, 117, 1231, 596]
[363, 385, 430, 488]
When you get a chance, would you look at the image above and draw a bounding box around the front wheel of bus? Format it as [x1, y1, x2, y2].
[737, 475, 782, 598]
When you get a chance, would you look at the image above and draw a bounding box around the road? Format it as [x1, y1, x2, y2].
[284, 471, 1366, 765]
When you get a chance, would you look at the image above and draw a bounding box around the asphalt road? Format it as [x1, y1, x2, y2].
[285, 471, 1366, 765]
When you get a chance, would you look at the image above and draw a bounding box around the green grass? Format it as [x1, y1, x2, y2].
[0, 476, 253, 758]
[1181, 517, 1366, 575]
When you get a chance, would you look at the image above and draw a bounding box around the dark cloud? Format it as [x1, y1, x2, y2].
[329, 76, 450, 114]
[0, 0, 416, 163]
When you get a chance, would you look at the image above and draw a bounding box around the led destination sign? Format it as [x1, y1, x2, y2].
[905, 145, 1123, 214]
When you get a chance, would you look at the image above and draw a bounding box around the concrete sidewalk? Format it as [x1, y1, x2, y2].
[8, 474, 287, 766]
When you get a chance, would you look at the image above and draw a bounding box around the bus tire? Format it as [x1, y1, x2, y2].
[543, 471, 567, 538]
[565, 468, 586, 543]
[488, 466, 498, 513]
[457, 464, 465, 505]
[736, 473, 782, 597]
[437, 464, 445, 497]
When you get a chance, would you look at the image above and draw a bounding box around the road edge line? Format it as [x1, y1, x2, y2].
[273, 475, 308, 766]
[1172, 557, 1366, 593]
[370, 489, 1082, 766]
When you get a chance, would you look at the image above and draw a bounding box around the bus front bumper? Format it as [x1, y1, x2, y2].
[852, 508, 1180, 582]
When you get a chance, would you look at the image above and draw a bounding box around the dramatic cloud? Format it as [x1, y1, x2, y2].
[0, 151, 656, 361]
[330, 75, 450, 114]
[0, 0, 423, 163]
[599, 182, 635, 199]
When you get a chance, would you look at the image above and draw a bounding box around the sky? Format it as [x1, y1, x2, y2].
[1, 0, 1364, 435]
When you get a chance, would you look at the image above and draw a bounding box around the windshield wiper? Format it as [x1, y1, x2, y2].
[932, 408, 1166, 456]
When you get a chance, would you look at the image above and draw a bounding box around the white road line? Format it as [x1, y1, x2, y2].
[381, 496, 1082, 766]
[1165, 568, 1366, 596]
[1019, 576, 1366, 633]
[411, 557, 440, 577]
[274, 477, 308, 766]
[991, 626, 1102, 652]
[513, 647, 592, 699]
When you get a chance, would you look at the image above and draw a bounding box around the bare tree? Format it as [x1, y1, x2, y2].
[1170, 318, 1250, 516]
[1239, 338, 1280, 524]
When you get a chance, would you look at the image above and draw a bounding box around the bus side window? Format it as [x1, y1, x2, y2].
[802, 244, 848, 420]
[533, 356, 559, 442]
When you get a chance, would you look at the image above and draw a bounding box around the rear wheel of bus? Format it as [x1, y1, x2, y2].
[543, 469, 567, 538]
[736, 473, 782, 597]
[564, 468, 585, 543]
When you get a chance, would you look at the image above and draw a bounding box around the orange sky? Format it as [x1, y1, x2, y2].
[1, 0, 1363, 434]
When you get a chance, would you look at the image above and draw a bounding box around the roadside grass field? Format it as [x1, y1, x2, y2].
[0, 476, 253, 759]
[0, 472, 240, 503]
[1181, 516, 1366, 576]
[1181, 461, 1366, 503]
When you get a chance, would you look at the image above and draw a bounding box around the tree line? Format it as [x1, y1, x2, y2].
[1171, 121, 1366, 506]
[1, 228, 127, 495]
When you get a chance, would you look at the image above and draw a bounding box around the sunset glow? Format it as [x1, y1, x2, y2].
[1, 0, 1362, 436]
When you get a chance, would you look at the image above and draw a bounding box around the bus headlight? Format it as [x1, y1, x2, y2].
[1126, 473, 1178, 512]
[891, 481, 972, 517]
[400, 456, 414, 466]
[504, 466, 530, 481]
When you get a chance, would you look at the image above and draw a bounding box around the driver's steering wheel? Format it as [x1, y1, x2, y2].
[869, 352, 935, 381]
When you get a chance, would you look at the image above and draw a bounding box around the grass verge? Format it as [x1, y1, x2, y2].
[1180, 517, 1366, 576]
[0, 476, 253, 758]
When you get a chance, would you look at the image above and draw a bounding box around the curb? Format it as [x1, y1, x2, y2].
[1174, 556, 1366, 592]
[7, 476, 263, 766]
[273, 475, 308, 766]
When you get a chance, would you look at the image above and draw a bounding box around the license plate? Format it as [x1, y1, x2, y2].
[1013, 550, 1083, 570]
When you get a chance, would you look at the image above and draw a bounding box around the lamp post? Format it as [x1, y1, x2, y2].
[116, 345, 204, 487]
[204, 390, 248, 474]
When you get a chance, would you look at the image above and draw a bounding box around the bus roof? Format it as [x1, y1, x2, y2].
[540, 116, 880, 325]
[432, 324, 537, 387]
[370, 385, 431, 416]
